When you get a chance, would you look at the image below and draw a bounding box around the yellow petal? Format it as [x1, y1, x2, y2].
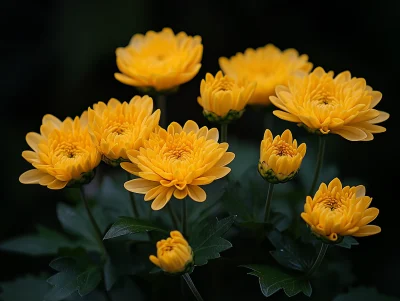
[120, 162, 141, 174]
[187, 185, 206, 202]
[191, 176, 216, 185]
[332, 126, 367, 141]
[124, 179, 160, 194]
[182, 120, 199, 134]
[151, 187, 174, 210]
[353, 225, 381, 237]
[215, 152, 235, 167]
[202, 167, 231, 179]
[47, 180, 68, 190]
[26, 132, 43, 153]
[174, 187, 188, 199]
[19, 169, 47, 184]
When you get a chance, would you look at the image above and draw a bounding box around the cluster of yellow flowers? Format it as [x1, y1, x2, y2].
[19, 27, 388, 274]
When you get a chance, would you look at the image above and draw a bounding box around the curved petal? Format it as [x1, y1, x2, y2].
[26, 132, 43, 153]
[273, 110, 301, 123]
[183, 120, 199, 134]
[124, 179, 160, 194]
[151, 187, 174, 210]
[187, 185, 206, 202]
[215, 152, 235, 167]
[202, 166, 231, 179]
[120, 162, 141, 174]
[47, 180, 68, 190]
[332, 126, 367, 141]
[174, 187, 188, 199]
[19, 169, 47, 184]
[353, 225, 381, 237]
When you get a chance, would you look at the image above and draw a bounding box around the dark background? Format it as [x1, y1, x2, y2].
[1, 0, 398, 300]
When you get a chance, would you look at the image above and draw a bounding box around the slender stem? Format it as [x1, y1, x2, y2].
[126, 172, 140, 218]
[157, 94, 167, 128]
[167, 202, 180, 230]
[182, 273, 204, 301]
[220, 123, 228, 143]
[263, 183, 275, 223]
[306, 242, 329, 278]
[182, 198, 188, 237]
[79, 186, 107, 256]
[104, 289, 113, 301]
[308, 135, 326, 196]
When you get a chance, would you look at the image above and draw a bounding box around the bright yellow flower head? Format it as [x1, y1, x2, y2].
[270, 67, 390, 141]
[258, 129, 306, 184]
[219, 44, 312, 106]
[301, 178, 381, 242]
[149, 231, 193, 274]
[197, 71, 256, 124]
[19, 113, 101, 189]
[115, 27, 203, 92]
[121, 120, 235, 210]
[88, 96, 160, 166]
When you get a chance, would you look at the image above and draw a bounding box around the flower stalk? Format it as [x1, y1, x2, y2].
[182, 198, 188, 237]
[221, 123, 228, 143]
[167, 202, 180, 230]
[264, 182, 275, 223]
[79, 186, 107, 257]
[308, 135, 326, 196]
[182, 273, 204, 301]
[305, 242, 328, 278]
[126, 172, 140, 218]
[157, 94, 167, 128]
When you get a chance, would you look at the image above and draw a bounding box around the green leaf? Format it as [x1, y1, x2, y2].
[44, 252, 102, 301]
[191, 215, 236, 266]
[336, 236, 359, 249]
[333, 286, 400, 301]
[0, 225, 77, 256]
[103, 217, 168, 240]
[268, 229, 314, 272]
[0, 274, 50, 301]
[243, 264, 312, 297]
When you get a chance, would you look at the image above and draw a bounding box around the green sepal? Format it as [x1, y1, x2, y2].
[66, 169, 96, 188]
[258, 161, 298, 184]
[101, 155, 129, 167]
[202, 109, 245, 124]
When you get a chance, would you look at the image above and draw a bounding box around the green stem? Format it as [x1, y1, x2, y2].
[79, 186, 107, 256]
[126, 172, 140, 218]
[308, 135, 326, 196]
[220, 123, 228, 143]
[182, 273, 204, 301]
[264, 183, 275, 223]
[157, 94, 167, 128]
[182, 198, 188, 237]
[306, 242, 329, 278]
[167, 202, 180, 230]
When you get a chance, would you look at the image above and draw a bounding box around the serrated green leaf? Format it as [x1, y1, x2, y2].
[336, 236, 359, 249]
[76, 266, 102, 296]
[0, 275, 50, 301]
[268, 229, 314, 272]
[243, 264, 312, 297]
[333, 286, 400, 301]
[191, 215, 236, 266]
[45, 251, 102, 301]
[0, 225, 77, 256]
[103, 217, 168, 240]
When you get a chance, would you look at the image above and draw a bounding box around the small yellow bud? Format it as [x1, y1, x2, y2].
[258, 129, 306, 184]
[149, 231, 193, 274]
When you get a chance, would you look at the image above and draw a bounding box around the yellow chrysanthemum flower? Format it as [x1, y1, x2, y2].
[88, 96, 160, 166]
[270, 67, 390, 141]
[149, 230, 193, 274]
[197, 71, 256, 124]
[19, 113, 101, 189]
[258, 129, 306, 184]
[219, 44, 312, 106]
[301, 178, 381, 242]
[121, 120, 235, 210]
[115, 27, 203, 92]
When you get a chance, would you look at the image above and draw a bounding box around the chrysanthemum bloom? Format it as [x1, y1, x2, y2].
[19, 113, 101, 189]
[149, 231, 193, 274]
[270, 67, 390, 141]
[301, 178, 381, 242]
[88, 96, 160, 166]
[219, 44, 312, 106]
[258, 129, 306, 184]
[121, 120, 234, 210]
[115, 27, 203, 93]
[197, 71, 256, 124]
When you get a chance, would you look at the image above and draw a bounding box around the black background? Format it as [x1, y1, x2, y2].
[1, 0, 398, 300]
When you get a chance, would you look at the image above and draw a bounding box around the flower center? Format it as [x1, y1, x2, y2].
[215, 78, 235, 92]
[164, 137, 193, 161]
[55, 141, 79, 159]
[108, 122, 129, 135]
[273, 141, 295, 157]
[322, 197, 341, 211]
[312, 90, 338, 107]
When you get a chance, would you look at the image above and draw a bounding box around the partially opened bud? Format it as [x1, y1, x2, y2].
[258, 129, 306, 183]
[149, 231, 193, 274]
